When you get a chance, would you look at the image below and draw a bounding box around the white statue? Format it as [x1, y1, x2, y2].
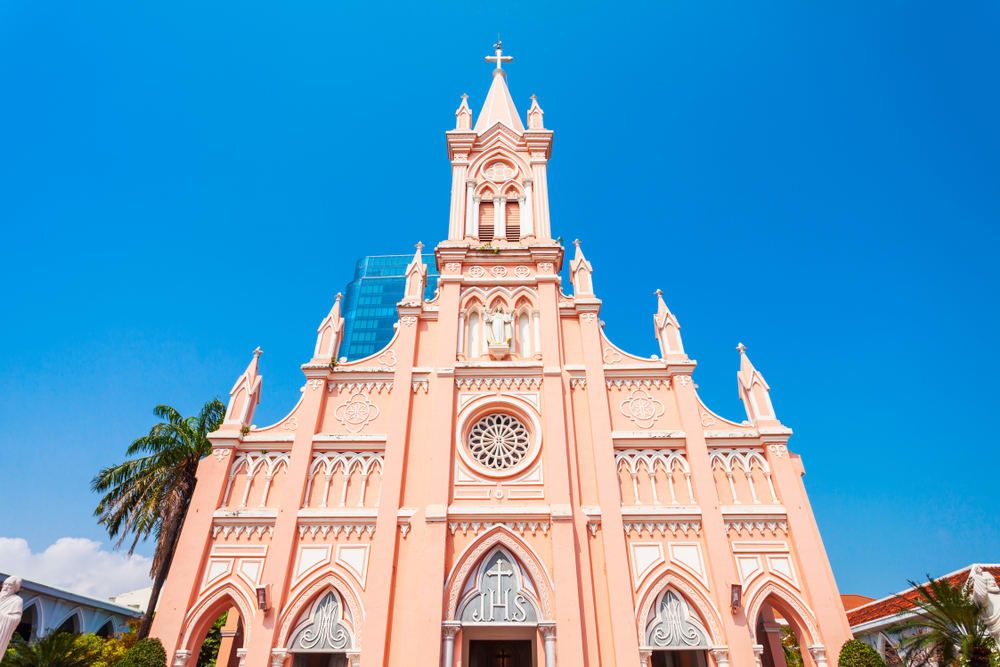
[967, 565, 1000, 642]
[485, 307, 512, 346]
[0, 576, 24, 655]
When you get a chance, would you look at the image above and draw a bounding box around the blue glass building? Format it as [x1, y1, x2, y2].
[340, 254, 440, 360]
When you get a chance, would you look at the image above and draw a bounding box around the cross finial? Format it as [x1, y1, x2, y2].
[485, 37, 513, 74]
[736, 342, 746, 354]
[415, 241, 424, 251]
[253, 346, 263, 357]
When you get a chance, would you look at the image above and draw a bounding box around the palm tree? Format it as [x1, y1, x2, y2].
[892, 576, 995, 667]
[2, 632, 97, 667]
[92, 400, 226, 639]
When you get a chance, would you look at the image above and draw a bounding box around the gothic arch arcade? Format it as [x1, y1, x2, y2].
[151, 42, 851, 667]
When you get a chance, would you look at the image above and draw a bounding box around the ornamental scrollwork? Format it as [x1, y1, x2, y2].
[767, 444, 788, 458]
[514, 265, 530, 278]
[490, 266, 508, 278]
[644, 589, 710, 649]
[620, 389, 665, 429]
[468, 266, 485, 278]
[288, 590, 353, 651]
[213, 449, 231, 462]
[334, 393, 380, 433]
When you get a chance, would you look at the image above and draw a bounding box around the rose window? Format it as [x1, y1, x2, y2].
[467, 414, 530, 471]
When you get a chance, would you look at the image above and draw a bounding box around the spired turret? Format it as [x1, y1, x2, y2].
[653, 289, 686, 361]
[222, 347, 263, 429]
[311, 294, 344, 365]
[736, 343, 784, 429]
[445, 41, 553, 244]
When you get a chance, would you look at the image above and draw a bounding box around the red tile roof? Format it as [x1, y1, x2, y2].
[847, 564, 1000, 627]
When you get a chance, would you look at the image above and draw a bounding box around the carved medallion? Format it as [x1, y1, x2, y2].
[620, 389, 665, 429]
[335, 393, 380, 433]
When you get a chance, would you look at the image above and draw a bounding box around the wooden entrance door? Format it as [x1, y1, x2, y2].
[468, 640, 533, 667]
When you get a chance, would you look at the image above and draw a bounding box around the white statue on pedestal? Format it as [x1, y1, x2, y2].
[485, 307, 512, 346]
[967, 565, 1000, 642]
[0, 576, 24, 655]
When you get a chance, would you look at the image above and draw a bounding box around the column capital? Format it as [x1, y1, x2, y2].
[172, 650, 191, 667]
[538, 620, 557, 638]
[709, 646, 731, 667]
[442, 620, 462, 638]
[270, 648, 289, 667]
[808, 645, 829, 667]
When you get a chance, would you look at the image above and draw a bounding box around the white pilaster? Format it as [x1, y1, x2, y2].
[442, 622, 461, 667]
[464, 180, 476, 238]
[539, 622, 556, 667]
[495, 196, 506, 240]
[521, 179, 535, 237]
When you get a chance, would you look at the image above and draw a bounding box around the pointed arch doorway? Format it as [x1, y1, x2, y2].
[443, 546, 556, 667]
[641, 589, 712, 667]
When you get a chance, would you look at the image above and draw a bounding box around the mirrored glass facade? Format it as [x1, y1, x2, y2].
[340, 254, 439, 360]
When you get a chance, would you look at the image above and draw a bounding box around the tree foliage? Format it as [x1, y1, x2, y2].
[1, 632, 97, 667]
[92, 400, 225, 637]
[838, 639, 886, 667]
[116, 638, 167, 667]
[892, 576, 995, 667]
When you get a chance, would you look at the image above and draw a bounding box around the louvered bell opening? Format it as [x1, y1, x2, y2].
[505, 201, 520, 243]
[479, 201, 495, 243]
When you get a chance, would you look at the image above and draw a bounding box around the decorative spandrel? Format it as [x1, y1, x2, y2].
[644, 589, 710, 649]
[289, 590, 354, 652]
[458, 549, 540, 624]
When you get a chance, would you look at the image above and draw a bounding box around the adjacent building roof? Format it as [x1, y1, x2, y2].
[847, 563, 1000, 630]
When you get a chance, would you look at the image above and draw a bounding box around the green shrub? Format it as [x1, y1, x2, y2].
[838, 639, 886, 667]
[117, 638, 167, 667]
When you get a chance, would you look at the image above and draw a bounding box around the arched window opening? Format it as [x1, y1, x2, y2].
[95, 619, 114, 638]
[505, 200, 520, 243]
[516, 312, 531, 358]
[56, 612, 79, 634]
[16, 604, 35, 641]
[467, 311, 482, 358]
[479, 201, 495, 242]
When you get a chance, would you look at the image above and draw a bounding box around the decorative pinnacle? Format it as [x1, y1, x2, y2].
[415, 241, 424, 251]
[573, 238, 581, 247]
[736, 342, 747, 354]
[655, 289, 663, 297]
[461, 93, 468, 101]
[335, 292, 342, 302]
[253, 346, 263, 357]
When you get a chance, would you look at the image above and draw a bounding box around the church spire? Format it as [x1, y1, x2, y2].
[736, 343, 779, 425]
[312, 294, 344, 363]
[570, 239, 595, 296]
[653, 289, 686, 360]
[474, 40, 525, 134]
[402, 242, 427, 304]
[223, 347, 263, 429]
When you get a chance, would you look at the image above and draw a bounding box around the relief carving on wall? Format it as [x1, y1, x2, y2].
[620, 389, 665, 429]
[334, 393, 381, 433]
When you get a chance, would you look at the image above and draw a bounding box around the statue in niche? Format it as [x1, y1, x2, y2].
[967, 565, 1000, 642]
[485, 307, 513, 346]
[0, 576, 23, 655]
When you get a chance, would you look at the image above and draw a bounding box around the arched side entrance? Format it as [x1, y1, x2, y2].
[745, 582, 826, 667]
[176, 584, 254, 667]
[443, 530, 556, 667]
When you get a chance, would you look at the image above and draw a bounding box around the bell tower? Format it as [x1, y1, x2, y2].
[445, 41, 554, 244]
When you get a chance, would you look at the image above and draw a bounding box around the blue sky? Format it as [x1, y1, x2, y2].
[1, 1, 998, 599]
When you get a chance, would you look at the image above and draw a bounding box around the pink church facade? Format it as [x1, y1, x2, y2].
[152, 45, 852, 667]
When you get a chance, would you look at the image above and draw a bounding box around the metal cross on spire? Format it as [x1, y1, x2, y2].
[485, 37, 513, 72]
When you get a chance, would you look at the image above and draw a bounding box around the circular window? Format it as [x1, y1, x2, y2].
[467, 413, 530, 471]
